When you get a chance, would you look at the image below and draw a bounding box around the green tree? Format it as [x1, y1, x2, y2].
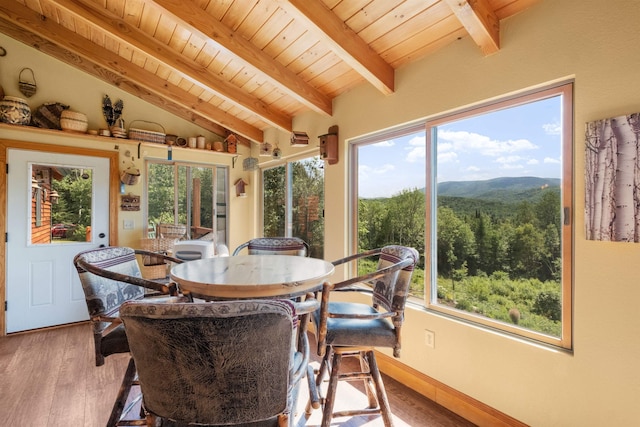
[437, 206, 476, 277]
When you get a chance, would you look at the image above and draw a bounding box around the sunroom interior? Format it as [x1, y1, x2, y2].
[1, 1, 639, 426]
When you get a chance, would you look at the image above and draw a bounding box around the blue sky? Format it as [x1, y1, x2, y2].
[357, 96, 562, 198]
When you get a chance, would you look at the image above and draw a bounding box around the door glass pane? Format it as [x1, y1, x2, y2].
[31, 165, 92, 244]
[263, 165, 286, 236]
[146, 162, 227, 244]
[292, 157, 324, 258]
[147, 163, 177, 230]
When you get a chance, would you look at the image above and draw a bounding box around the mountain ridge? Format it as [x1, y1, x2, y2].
[437, 176, 560, 199]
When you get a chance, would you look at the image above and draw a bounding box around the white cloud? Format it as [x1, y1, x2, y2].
[406, 146, 425, 163]
[544, 157, 561, 164]
[438, 151, 458, 163]
[438, 129, 538, 157]
[496, 155, 523, 164]
[359, 164, 395, 180]
[527, 159, 540, 165]
[373, 140, 394, 147]
[543, 122, 561, 135]
[408, 135, 425, 146]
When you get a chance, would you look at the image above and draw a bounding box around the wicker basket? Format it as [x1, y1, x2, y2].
[140, 263, 168, 280]
[60, 110, 88, 133]
[140, 238, 175, 264]
[128, 120, 166, 144]
[157, 223, 187, 240]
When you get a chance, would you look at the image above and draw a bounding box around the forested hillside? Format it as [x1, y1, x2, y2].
[358, 176, 562, 336]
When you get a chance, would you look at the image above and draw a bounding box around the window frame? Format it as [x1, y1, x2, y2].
[425, 82, 574, 349]
[261, 154, 325, 257]
[144, 159, 229, 244]
[349, 82, 574, 349]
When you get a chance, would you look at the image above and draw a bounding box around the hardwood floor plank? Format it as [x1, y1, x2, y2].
[48, 323, 91, 426]
[3, 328, 66, 426]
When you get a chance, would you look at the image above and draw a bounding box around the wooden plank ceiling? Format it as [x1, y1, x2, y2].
[0, 0, 539, 145]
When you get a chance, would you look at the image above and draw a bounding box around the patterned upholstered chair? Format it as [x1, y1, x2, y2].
[120, 297, 320, 427]
[310, 245, 419, 427]
[73, 246, 185, 427]
[232, 237, 310, 257]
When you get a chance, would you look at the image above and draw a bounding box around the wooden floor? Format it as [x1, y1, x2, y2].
[0, 322, 475, 427]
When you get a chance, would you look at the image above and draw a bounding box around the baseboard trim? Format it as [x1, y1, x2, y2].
[376, 352, 528, 427]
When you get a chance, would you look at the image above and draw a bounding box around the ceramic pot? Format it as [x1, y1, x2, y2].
[0, 96, 31, 125]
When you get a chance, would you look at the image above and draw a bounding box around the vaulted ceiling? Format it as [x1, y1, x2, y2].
[0, 0, 539, 145]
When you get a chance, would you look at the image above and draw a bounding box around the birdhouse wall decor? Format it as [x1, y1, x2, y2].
[260, 142, 273, 156]
[319, 125, 339, 165]
[291, 131, 309, 146]
[225, 134, 237, 154]
[235, 178, 248, 197]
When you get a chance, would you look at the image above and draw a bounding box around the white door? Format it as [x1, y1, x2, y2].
[6, 149, 110, 333]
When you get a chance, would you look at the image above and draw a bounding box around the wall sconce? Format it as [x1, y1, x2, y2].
[31, 177, 40, 199]
[49, 190, 60, 204]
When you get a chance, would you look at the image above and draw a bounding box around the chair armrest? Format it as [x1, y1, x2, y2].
[332, 257, 414, 290]
[330, 248, 381, 267]
[75, 257, 178, 296]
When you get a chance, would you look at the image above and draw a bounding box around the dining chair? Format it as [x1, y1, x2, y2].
[73, 246, 185, 427]
[120, 296, 320, 427]
[232, 236, 310, 256]
[310, 245, 419, 427]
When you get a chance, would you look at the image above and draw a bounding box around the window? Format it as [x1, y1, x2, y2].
[262, 156, 324, 258]
[145, 160, 228, 245]
[352, 82, 573, 349]
[351, 124, 427, 298]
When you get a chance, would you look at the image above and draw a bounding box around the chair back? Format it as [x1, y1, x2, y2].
[120, 299, 300, 426]
[73, 246, 180, 366]
[232, 237, 310, 256]
[74, 247, 146, 319]
[371, 245, 420, 328]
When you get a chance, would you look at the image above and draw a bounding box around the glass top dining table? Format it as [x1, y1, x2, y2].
[170, 255, 335, 300]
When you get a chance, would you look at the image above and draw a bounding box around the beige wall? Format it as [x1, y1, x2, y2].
[304, 1, 639, 426]
[2, 0, 640, 425]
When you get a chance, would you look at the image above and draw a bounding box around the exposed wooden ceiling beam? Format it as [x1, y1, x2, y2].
[281, 0, 395, 95]
[444, 0, 500, 55]
[153, 0, 333, 117]
[47, 0, 290, 133]
[0, 1, 262, 143]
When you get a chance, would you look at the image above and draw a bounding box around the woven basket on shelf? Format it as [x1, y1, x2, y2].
[128, 120, 166, 144]
[60, 110, 88, 133]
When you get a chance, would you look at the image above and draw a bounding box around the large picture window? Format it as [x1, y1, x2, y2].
[145, 160, 228, 245]
[352, 82, 573, 349]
